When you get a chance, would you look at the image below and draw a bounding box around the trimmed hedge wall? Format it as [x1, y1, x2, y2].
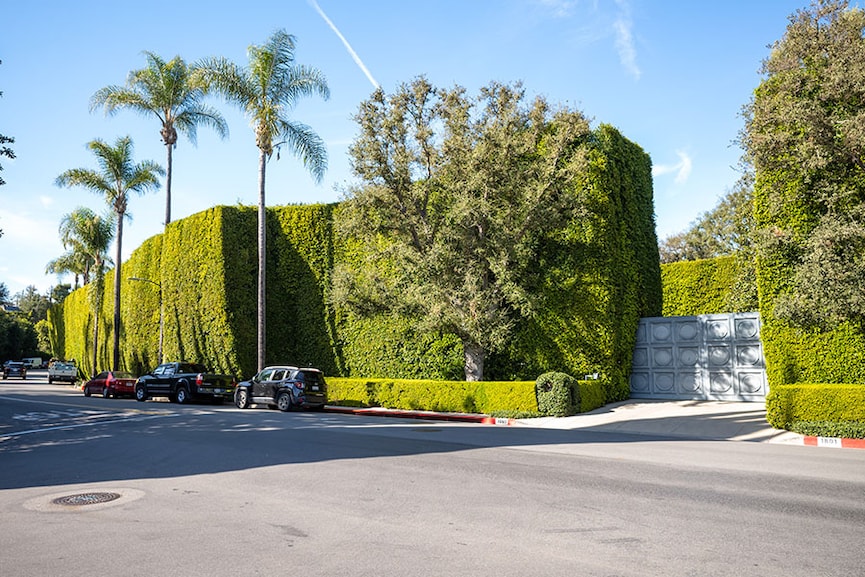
[766, 384, 865, 432]
[48, 123, 660, 415]
[326, 377, 538, 414]
[754, 171, 865, 387]
[326, 375, 607, 417]
[662, 255, 739, 316]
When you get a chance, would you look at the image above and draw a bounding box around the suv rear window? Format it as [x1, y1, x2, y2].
[296, 370, 323, 385]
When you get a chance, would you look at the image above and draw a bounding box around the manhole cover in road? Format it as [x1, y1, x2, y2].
[52, 492, 122, 506]
[24, 488, 145, 513]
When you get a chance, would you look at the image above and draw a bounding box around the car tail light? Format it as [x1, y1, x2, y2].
[293, 381, 304, 390]
[106, 375, 114, 386]
[196, 374, 203, 386]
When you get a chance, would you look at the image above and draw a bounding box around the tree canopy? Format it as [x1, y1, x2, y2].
[91, 52, 228, 226]
[335, 77, 593, 381]
[46, 207, 114, 287]
[55, 136, 163, 370]
[0, 59, 13, 190]
[658, 171, 755, 264]
[743, 0, 865, 329]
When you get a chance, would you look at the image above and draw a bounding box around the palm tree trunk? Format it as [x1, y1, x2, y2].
[92, 318, 98, 378]
[257, 149, 267, 371]
[165, 142, 173, 226]
[113, 214, 123, 371]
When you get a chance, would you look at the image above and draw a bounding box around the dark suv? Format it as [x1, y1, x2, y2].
[234, 366, 327, 411]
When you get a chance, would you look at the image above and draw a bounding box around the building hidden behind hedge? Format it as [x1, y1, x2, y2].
[47, 125, 660, 406]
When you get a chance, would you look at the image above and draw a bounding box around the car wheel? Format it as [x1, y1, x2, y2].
[48, 377, 53, 384]
[135, 385, 148, 402]
[235, 389, 250, 409]
[176, 386, 190, 405]
[84, 386, 91, 397]
[277, 391, 292, 412]
[102, 386, 111, 399]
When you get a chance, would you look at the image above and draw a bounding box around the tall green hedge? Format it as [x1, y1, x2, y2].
[754, 170, 865, 386]
[48, 124, 660, 406]
[766, 383, 865, 429]
[660, 255, 760, 316]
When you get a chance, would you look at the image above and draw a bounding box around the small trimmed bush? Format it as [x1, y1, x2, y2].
[535, 372, 579, 417]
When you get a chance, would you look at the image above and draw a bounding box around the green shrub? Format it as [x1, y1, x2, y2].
[788, 421, 865, 439]
[535, 372, 579, 417]
[661, 255, 757, 316]
[766, 383, 865, 429]
[578, 379, 606, 413]
[325, 377, 537, 414]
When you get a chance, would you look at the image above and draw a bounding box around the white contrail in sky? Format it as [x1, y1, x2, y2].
[308, 0, 380, 89]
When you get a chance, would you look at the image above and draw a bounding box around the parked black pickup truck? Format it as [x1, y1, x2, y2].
[134, 362, 236, 404]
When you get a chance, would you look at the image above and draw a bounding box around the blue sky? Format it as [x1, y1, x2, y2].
[1, 0, 804, 296]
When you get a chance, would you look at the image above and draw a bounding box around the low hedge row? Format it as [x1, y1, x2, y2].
[325, 377, 538, 414]
[325, 372, 608, 417]
[766, 383, 865, 437]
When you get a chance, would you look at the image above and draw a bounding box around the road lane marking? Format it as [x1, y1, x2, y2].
[0, 413, 177, 441]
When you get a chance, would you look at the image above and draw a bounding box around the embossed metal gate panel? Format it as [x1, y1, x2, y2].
[629, 312, 767, 400]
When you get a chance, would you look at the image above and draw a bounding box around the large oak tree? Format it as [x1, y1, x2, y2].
[335, 78, 592, 381]
[743, 0, 865, 328]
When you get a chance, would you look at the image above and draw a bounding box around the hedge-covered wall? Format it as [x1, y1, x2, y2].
[660, 253, 760, 318]
[48, 124, 660, 401]
[329, 124, 660, 402]
[754, 171, 865, 387]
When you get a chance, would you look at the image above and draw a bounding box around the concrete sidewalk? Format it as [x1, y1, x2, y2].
[520, 399, 802, 443]
[326, 399, 803, 444]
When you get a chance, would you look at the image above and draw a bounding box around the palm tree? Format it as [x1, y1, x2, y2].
[91, 52, 228, 227]
[46, 252, 88, 289]
[200, 30, 330, 370]
[46, 207, 114, 372]
[46, 207, 114, 286]
[55, 136, 164, 370]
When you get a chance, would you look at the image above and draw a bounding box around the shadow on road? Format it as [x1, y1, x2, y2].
[0, 383, 805, 491]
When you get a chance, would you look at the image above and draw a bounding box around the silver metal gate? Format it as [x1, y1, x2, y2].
[629, 312, 767, 401]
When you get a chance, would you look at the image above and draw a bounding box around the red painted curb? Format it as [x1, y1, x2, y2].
[802, 436, 865, 449]
[323, 406, 514, 425]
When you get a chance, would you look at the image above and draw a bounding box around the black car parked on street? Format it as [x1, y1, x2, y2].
[235, 366, 327, 411]
[2, 361, 27, 379]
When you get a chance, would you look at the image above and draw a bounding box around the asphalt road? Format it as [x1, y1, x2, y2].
[1, 374, 864, 577]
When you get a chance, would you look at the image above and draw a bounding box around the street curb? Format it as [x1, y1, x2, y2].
[323, 406, 515, 426]
[801, 436, 865, 450]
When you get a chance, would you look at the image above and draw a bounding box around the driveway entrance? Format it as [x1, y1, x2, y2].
[629, 312, 767, 401]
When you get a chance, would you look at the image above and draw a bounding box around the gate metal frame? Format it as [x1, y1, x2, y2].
[629, 312, 767, 401]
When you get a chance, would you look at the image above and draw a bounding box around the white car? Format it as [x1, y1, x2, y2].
[48, 361, 78, 384]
